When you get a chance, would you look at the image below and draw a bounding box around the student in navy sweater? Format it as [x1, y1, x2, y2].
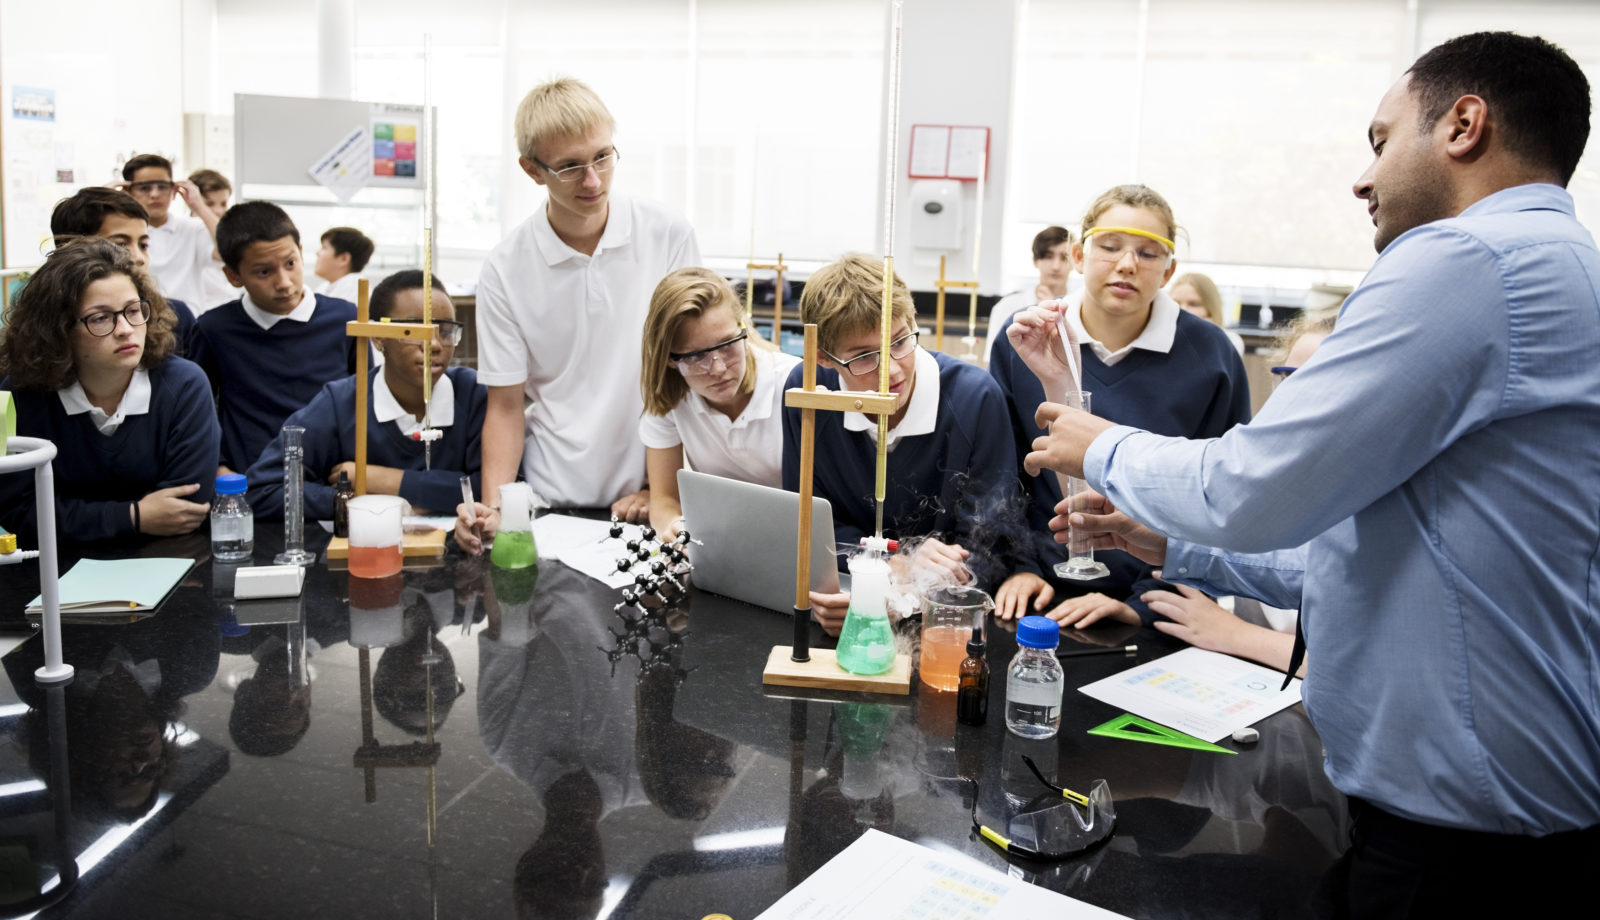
[992, 184, 1251, 628]
[246, 270, 488, 520]
[782, 253, 1020, 634]
[50, 187, 197, 351]
[189, 201, 358, 473]
[0, 239, 219, 545]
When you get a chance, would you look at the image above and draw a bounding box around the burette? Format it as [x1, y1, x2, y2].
[416, 34, 441, 469]
[873, 1, 905, 539]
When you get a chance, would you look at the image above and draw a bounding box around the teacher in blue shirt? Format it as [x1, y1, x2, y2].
[1016, 31, 1599, 916]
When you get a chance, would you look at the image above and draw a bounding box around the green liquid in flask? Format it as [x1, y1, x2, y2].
[836, 610, 895, 675]
[490, 530, 538, 569]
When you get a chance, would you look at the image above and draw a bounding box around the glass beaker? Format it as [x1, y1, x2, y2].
[490, 482, 538, 569]
[836, 550, 897, 675]
[347, 495, 407, 578]
[919, 585, 992, 692]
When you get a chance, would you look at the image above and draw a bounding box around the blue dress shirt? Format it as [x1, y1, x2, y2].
[1083, 184, 1600, 835]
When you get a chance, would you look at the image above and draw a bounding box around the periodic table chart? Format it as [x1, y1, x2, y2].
[1079, 647, 1302, 742]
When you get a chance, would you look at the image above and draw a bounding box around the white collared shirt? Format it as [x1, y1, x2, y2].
[147, 215, 219, 308]
[242, 288, 317, 331]
[638, 347, 800, 487]
[841, 346, 941, 450]
[475, 193, 701, 506]
[373, 369, 456, 438]
[317, 273, 363, 304]
[57, 368, 152, 436]
[1065, 288, 1181, 366]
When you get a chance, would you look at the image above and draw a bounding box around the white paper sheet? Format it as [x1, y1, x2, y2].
[755, 829, 1127, 919]
[528, 513, 637, 589]
[1077, 647, 1302, 743]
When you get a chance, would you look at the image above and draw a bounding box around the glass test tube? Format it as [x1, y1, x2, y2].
[275, 425, 316, 566]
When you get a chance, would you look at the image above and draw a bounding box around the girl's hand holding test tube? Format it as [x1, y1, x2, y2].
[1006, 300, 1080, 404]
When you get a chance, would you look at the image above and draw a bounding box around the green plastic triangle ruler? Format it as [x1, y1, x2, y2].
[1088, 713, 1236, 754]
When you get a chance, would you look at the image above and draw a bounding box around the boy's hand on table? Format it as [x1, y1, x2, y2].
[1049, 489, 1168, 566]
[138, 484, 211, 536]
[329, 461, 402, 496]
[455, 501, 499, 555]
[611, 489, 650, 523]
[1146, 582, 1246, 654]
[995, 571, 1053, 620]
[1045, 592, 1139, 630]
[808, 590, 850, 636]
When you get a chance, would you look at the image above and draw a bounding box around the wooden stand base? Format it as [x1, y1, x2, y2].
[761, 646, 912, 695]
[326, 530, 447, 560]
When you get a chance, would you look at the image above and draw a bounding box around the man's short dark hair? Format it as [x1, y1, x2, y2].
[121, 153, 173, 181]
[1031, 226, 1071, 261]
[216, 201, 301, 270]
[1407, 32, 1591, 186]
[321, 226, 375, 272]
[50, 188, 149, 244]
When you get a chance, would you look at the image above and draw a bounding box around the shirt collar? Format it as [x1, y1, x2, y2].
[57, 368, 152, 435]
[373, 369, 456, 436]
[1458, 182, 1574, 218]
[531, 193, 632, 266]
[1065, 287, 1180, 363]
[842, 346, 940, 447]
[242, 288, 317, 330]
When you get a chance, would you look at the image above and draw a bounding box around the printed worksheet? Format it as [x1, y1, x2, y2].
[1078, 647, 1302, 743]
[755, 829, 1127, 920]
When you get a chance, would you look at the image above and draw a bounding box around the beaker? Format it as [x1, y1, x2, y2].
[347, 495, 407, 578]
[919, 585, 992, 692]
[836, 550, 896, 675]
[490, 482, 538, 569]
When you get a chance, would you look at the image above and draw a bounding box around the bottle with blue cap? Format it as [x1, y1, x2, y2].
[1006, 615, 1064, 739]
[211, 473, 254, 563]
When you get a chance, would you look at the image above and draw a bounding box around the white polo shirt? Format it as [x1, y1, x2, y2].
[147, 215, 220, 310]
[638, 347, 799, 487]
[58, 368, 152, 436]
[842, 345, 941, 451]
[1064, 288, 1181, 366]
[476, 193, 700, 507]
[317, 273, 364, 304]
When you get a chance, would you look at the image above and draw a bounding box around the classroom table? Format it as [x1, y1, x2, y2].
[0, 522, 1345, 918]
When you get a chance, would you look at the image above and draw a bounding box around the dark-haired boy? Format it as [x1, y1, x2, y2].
[314, 226, 375, 304]
[119, 153, 223, 310]
[189, 201, 358, 472]
[50, 187, 197, 350]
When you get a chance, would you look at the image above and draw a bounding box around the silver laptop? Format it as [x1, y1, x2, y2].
[677, 469, 845, 613]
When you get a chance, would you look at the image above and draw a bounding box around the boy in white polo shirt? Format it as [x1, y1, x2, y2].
[119, 154, 224, 312]
[457, 77, 700, 553]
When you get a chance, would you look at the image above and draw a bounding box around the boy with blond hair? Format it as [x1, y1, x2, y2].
[781, 253, 1020, 632]
[458, 77, 700, 552]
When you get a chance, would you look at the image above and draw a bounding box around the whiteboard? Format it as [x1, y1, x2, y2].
[233, 93, 430, 194]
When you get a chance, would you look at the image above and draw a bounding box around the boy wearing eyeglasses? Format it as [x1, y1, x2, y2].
[118, 154, 224, 311]
[245, 271, 486, 519]
[781, 253, 1020, 634]
[189, 202, 359, 473]
[458, 77, 700, 554]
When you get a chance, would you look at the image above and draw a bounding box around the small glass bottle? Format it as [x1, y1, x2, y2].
[957, 625, 989, 726]
[332, 471, 354, 538]
[1006, 616, 1064, 739]
[211, 473, 254, 563]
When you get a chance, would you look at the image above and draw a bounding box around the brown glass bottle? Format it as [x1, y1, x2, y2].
[956, 626, 989, 726]
[332, 471, 355, 538]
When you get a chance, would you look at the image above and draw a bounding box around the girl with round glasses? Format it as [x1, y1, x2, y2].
[990, 185, 1251, 630]
[637, 267, 800, 542]
[0, 238, 220, 543]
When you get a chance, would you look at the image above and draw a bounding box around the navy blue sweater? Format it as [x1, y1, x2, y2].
[245, 366, 488, 520]
[989, 311, 1251, 617]
[782, 351, 1023, 590]
[0, 357, 221, 546]
[189, 294, 358, 471]
[168, 298, 196, 356]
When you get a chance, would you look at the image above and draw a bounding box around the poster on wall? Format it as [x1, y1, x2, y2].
[11, 87, 55, 122]
[369, 102, 422, 188]
[307, 125, 372, 204]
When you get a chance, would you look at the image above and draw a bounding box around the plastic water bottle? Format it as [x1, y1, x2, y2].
[1006, 616, 1064, 739]
[211, 473, 254, 563]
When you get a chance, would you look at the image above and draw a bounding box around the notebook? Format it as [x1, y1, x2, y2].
[677, 469, 845, 613]
[26, 557, 195, 617]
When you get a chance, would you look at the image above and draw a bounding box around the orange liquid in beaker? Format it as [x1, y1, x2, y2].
[919, 625, 967, 692]
[348, 543, 403, 579]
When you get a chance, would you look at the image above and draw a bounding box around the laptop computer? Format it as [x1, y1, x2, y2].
[677, 469, 846, 613]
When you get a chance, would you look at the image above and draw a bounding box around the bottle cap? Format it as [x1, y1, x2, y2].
[215, 473, 248, 496]
[1016, 615, 1060, 650]
[337, 471, 351, 489]
[966, 624, 985, 658]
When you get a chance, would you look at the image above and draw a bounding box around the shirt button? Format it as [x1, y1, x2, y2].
[1177, 567, 1188, 575]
